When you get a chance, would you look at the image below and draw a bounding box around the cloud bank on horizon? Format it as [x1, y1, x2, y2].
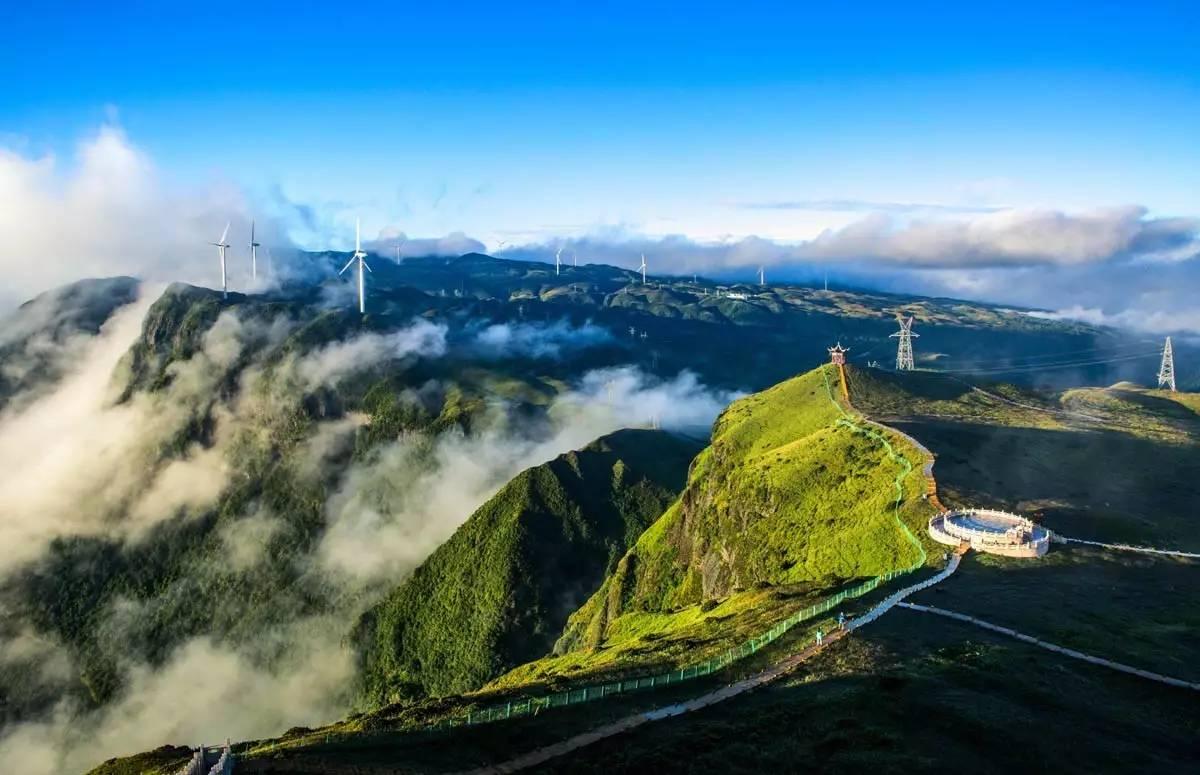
[3, 125, 1198, 334]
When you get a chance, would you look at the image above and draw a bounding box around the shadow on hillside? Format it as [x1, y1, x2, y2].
[1107, 388, 1200, 424]
[894, 420, 1200, 549]
[910, 546, 1200, 681]
[534, 607, 1200, 774]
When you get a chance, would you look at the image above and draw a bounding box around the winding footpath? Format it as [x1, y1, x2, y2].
[457, 551, 966, 775]
[897, 602, 1200, 692]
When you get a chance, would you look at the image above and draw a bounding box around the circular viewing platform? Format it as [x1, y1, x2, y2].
[929, 508, 1050, 558]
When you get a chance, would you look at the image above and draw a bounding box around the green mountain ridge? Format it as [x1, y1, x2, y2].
[88, 362, 1200, 774]
[353, 428, 703, 705]
[1, 266, 1192, 774]
[558, 367, 930, 647]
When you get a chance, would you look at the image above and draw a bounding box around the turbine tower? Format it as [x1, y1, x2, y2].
[639, 253, 647, 284]
[758, 266, 765, 286]
[248, 220, 261, 281]
[890, 315, 918, 371]
[1158, 336, 1176, 392]
[555, 247, 562, 276]
[395, 239, 405, 265]
[339, 219, 372, 314]
[209, 222, 231, 299]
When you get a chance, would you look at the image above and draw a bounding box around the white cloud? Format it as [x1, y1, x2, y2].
[0, 626, 353, 775]
[521, 206, 1198, 274]
[295, 319, 448, 389]
[470, 319, 613, 359]
[318, 367, 737, 584]
[0, 125, 294, 309]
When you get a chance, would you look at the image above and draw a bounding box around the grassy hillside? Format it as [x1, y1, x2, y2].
[91, 363, 1200, 773]
[353, 429, 702, 705]
[499, 366, 933, 686]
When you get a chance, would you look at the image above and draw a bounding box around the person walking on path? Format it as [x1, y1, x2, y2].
[815, 628, 824, 647]
[837, 612, 846, 630]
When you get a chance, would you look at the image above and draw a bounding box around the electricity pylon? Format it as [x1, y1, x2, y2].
[890, 315, 918, 371]
[1158, 336, 1176, 391]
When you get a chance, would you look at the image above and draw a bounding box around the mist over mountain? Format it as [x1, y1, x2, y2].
[0, 268, 758, 772]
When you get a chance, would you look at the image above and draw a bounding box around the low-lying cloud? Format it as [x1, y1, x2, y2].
[0, 285, 742, 773]
[319, 366, 736, 584]
[296, 319, 448, 388]
[469, 319, 613, 359]
[519, 206, 1198, 273]
[0, 624, 353, 775]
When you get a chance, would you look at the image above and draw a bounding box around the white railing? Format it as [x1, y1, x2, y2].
[207, 742, 233, 775]
[174, 742, 232, 775]
[929, 509, 1050, 556]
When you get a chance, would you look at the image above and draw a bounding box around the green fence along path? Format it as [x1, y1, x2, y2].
[427, 367, 931, 732]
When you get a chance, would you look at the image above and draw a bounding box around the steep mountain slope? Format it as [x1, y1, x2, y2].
[552, 366, 931, 658]
[0, 277, 712, 772]
[94, 364, 1200, 775]
[107, 363, 941, 773]
[7, 263, 1183, 774]
[0, 276, 140, 410]
[354, 429, 703, 704]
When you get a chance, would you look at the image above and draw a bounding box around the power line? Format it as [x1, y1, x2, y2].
[935, 351, 1158, 375]
[956, 339, 1157, 366]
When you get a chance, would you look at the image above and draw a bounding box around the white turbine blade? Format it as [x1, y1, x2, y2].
[220, 221, 230, 244]
[356, 218, 361, 253]
[339, 256, 356, 274]
[250, 220, 255, 243]
[362, 260, 373, 273]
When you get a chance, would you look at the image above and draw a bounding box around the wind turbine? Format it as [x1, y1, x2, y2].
[555, 246, 563, 276]
[573, 251, 578, 268]
[758, 266, 765, 286]
[639, 254, 647, 284]
[209, 222, 231, 299]
[395, 239, 405, 265]
[339, 219, 372, 314]
[248, 221, 261, 281]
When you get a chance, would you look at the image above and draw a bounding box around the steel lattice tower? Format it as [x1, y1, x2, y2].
[890, 316, 918, 371]
[1158, 336, 1176, 392]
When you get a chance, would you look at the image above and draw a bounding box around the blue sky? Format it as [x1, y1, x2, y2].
[4, 1, 1199, 247]
[3, 1, 1200, 333]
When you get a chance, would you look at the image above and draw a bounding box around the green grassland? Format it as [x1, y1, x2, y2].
[502, 366, 935, 686]
[353, 428, 702, 705]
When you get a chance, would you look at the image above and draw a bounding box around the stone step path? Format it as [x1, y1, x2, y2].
[896, 602, 1200, 692]
[456, 552, 966, 775]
